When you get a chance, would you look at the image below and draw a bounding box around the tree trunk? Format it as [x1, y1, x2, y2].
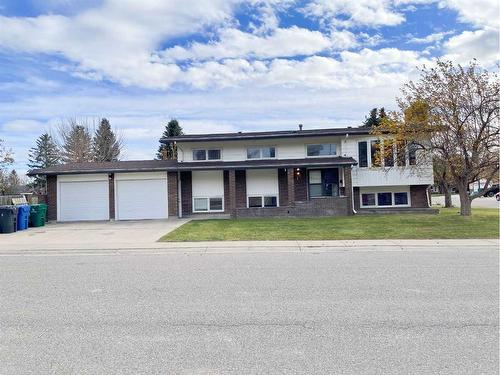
[457, 182, 472, 216]
[440, 182, 453, 207]
[444, 187, 453, 208]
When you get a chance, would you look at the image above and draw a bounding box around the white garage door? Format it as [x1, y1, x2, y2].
[115, 178, 168, 220]
[59, 180, 109, 221]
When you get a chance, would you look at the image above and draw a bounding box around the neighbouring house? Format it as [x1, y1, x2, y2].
[28, 126, 434, 222]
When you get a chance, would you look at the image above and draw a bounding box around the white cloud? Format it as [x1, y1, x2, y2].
[408, 31, 454, 44]
[2, 120, 47, 133]
[0, 0, 239, 89]
[162, 26, 333, 61]
[439, 0, 499, 29]
[443, 28, 499, 66]
[303, 0, 405, 28]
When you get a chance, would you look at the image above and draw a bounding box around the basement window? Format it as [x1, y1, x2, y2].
[248, 196, 278, 208]
[193, 197, 224, 212]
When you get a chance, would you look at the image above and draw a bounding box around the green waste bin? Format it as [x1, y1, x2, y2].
[29, 203, 47, 227]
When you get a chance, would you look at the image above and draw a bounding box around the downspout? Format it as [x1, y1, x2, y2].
[351, 181, 357, 214]
[345, 133, 357, 215]
[177, 171, 182, 218]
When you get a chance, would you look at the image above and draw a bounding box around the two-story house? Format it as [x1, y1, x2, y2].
[29, 126, 434, 222]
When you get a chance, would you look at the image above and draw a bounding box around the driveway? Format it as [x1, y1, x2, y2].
[432, 194, 499, 208]
[0, 219, 189, 251]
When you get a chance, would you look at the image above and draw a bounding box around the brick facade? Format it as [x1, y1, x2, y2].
[223, 171, 230, 213]
[180, 171, 192, 217]
[278, 168, 288, 207]
[235, 170, 247, 208]
[294, 168, 307, 201]
[343, 166, 354, 215]
[410, 185, 430, 208]
[46, 175, 57, 221]
[167, 172, 178, 217]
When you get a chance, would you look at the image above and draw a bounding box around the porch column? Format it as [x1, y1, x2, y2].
[229, 169, 237, 218]
[344, 166, 354, 215]
[287, 168, 295, 206]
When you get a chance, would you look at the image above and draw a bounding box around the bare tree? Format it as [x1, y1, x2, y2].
[433, 155, 453, 207]
[373, 60, 499, 216]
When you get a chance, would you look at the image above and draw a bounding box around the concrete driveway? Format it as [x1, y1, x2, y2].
[0, 219, 189, 251]
[432, 194, 499, 208]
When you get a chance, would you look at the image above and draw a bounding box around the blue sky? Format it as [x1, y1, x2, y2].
[0, 0, 498, 174]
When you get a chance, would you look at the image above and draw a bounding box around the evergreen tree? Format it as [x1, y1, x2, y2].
[60, 121, 93, 163]
[360, 107, 386, 128]
[27, 133, 60, 193]
[93, 118, 121, 162]
[156, 119, 183, 160]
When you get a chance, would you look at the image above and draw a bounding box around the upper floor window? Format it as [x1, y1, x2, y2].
[358, 141, 368, 168]
[370, 140, 381, 167]
[247, 146, 276, 159]
[193, 149, 221, 161]
[307, 144, 337, 157]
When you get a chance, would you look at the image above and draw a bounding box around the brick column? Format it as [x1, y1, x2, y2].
[343, 166, 354, 215]
[167, 171, 178, 217]
[229, 169, 237, 217]
[287, 168, 295, 206]
[108, 173, 115, 220]
[180, 171, 192, 217]
[46, 175, 57, 221]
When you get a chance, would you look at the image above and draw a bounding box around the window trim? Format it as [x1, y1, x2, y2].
[246, 146, 277, 160]
[306, 143, 338, 158]
[192, 196, 225, 213]
[360, 191, 411, 208]
[192, 148, 222, 161]
[246, 195, 279, 208]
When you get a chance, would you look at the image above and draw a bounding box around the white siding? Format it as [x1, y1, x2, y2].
[177, 136, 343, 162]
[246, 169, 279, 196]
[192, 170, 224, 197]
[345, 135, 434, 187]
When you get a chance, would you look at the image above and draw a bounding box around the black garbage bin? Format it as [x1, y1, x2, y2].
[0, 206, 17, 234]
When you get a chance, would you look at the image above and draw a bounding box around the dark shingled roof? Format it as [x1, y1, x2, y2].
[163, 127, 370, 143]
[27, 160, 178, 176]
[28, 157, 357, 175]
[176, 157, 357, 170]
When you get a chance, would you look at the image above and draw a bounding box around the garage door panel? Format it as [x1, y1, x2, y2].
[116, 179, 167, 220]
[59, 181, 109, 221]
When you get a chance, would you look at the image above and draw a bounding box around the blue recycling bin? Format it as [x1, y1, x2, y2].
[17, 204, 30, 231]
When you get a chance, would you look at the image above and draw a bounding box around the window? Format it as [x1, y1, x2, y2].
[192, 149, 221, 161]
[193, 149, 206, 161]
[396, 142, 406, 167]
[383, 140, 394, 167]
[408, 142, 417, 165]
[193, 197, 208, 211]
[308, 169, 339, 197]
[377, 192, 392, 206]
[358, 141, 368, 167]
[208, 149, 221, 160]
[247, 147, 276, 159]
[209, 197, 223, 210]
[307, 144, 337, 157]
[264, 196, 277, 207]
[370, 140, 381, 167]
[394, 192, 408, 205]
[193, 197, 224, 212]
[248, 196, 263, 207]
[361, 193, 376, 206]
[248, 196, 278, 208]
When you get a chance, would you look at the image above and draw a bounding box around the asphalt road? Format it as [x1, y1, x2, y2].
[1, 247, 498, 374]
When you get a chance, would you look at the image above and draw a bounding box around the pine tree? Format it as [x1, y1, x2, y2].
[361, 107, 386, 128]
[93, 118, 121, 162]
[60, 121, 93, 163]
[157, 119, 183, 160]
[27, 133, 60, 193]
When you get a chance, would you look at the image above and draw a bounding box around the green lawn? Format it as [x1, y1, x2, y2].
[161, 208, 499, 241]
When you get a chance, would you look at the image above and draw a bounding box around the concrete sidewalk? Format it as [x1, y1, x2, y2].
[0, 238, 497, 256]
